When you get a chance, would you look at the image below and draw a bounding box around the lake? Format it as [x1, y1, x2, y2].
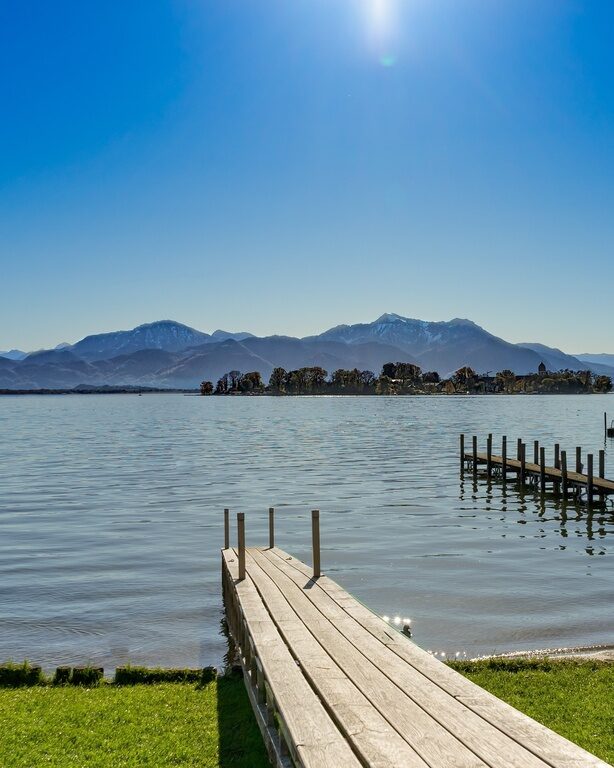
[0, 393, 613, 670]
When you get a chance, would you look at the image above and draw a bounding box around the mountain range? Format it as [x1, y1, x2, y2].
[1, 316, 612, 390]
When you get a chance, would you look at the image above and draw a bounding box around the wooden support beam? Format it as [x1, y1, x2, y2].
[460, 434, 465, 473]
[487, 434, 492, 478]
[472, 436, 478, 478]
[575, 446, 582, 475]
[238, 512, 246, 581]
[599, 449, 606, 479]
[224, 508, 230, 550]
[540, 447, 546, 494]
[533, 440, 539, 466]
[312, 509, 321, 579]
[517, 438, 522, 461]
[554, 444, 561, 496]
[502, 436, 507, 480]
[587, 454, 594, 507]
[519, 443, 526, 485]
[269, 507, 275, 549]
[561, 451, 568, 498]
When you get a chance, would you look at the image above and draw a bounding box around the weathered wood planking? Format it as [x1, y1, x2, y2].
[223, 546, 610, 768]
[467, 451, 614, 493]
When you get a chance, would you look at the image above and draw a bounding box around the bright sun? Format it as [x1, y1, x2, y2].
[365, 0, 397, 65]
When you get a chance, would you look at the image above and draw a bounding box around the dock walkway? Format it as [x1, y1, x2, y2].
[222, 539, 608, 767]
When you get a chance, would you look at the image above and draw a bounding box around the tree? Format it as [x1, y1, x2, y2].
[199, 380, 213, 395]
[228, 370, 241, 391]
[269, 367, 286, 392]
[453, 366, 476, 388]
[422, 371, 440, 384]
[360, 370, 376, 388]
[239, 371, 263, 392]
[215, 374, 229, 394]
[395, 363, 422, 382]
[594, 375, 613, 393]
[382, 363, 397, 379]
[495, 369, 516, 393]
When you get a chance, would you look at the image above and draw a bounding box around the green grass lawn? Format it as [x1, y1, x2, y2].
[449, 659, 614, 765]
[0, 677, 269, 768]
[1, 661, 612, 766]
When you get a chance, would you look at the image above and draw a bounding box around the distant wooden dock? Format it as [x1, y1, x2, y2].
[461, 434, 614, 505]
[222, 509, 608, 767]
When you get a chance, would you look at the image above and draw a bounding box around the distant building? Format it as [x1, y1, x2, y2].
[538, 362, 547, 375]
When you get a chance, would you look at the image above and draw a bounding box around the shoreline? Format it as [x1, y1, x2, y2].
[474, 643, 614, 662]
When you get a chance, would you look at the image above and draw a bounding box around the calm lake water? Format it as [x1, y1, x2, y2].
[1, 393, 613, 670]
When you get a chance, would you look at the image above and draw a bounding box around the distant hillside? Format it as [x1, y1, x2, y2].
[519, 344, 614, 376]
[312, 314, 544, 376]
[67, 320, 211, 361]
[0, 349, 27, 361]
[575, 353, 614, 369]
[1, 314, 612, 390]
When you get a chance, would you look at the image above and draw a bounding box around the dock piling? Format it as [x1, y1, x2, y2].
[519, 443, 526, 484]
[575, 447, 582, 475]
[517, 438, 522, 461]
[587, 454, 594, 507]
[238, 512, 246, 581]
[487, 434, 492, 477]
[460, 434, 465, 473]
[224, 508, 230, 550]
[561, 451, 568, 497]
[312, 509, 321, 579]
[269, 507, 275, 549]
[540, 447, 546, 493]
[463, 434, 612, 506]
[502, 436, 507, 479]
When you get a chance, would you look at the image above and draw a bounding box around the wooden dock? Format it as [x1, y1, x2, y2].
[222, 510, 609, 768]
[461, 434, 614, 505]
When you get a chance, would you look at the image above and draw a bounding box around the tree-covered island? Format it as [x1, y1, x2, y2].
[201, 363, 612, 396]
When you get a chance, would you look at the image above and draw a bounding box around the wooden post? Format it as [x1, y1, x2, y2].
[460, 434, 465, 473]
[237, 512, 245, 581]
[554, 443, 560, 469]
[502, 436, 507, 480]
[472, 436, 478, 478]
[224, 508, 230, 550]
[540, 447, 546, 493]
[520, 443, 526, 485]
[587, 454, 594, 507]
[268, 507, 275, 549]
[517, 438, 522, 461]
[561, 451, 568, 498]
[311, 510, 321, 579]
[599, 449, 606, 504]
[575, 446, 582, 474]
[606, 412, 608, 439]
[533, 440, 539, 466]
[487, 433, 492, 477]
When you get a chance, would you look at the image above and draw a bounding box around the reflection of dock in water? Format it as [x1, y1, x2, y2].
[459, 475, 614, 553]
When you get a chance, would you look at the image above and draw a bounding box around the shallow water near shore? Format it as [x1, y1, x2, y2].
[0, 393, 613, 670]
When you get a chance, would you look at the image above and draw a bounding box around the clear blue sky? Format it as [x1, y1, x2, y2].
[2, 0, 613, 352]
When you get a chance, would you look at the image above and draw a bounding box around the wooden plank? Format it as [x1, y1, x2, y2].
[255, 549, 551, 768]
[249, 549, 491, 768]
[269, 548, 610, 768]
[222, 549, 361, 768]
[469, 453, 614, 492]
[243, 550, 430, 768]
